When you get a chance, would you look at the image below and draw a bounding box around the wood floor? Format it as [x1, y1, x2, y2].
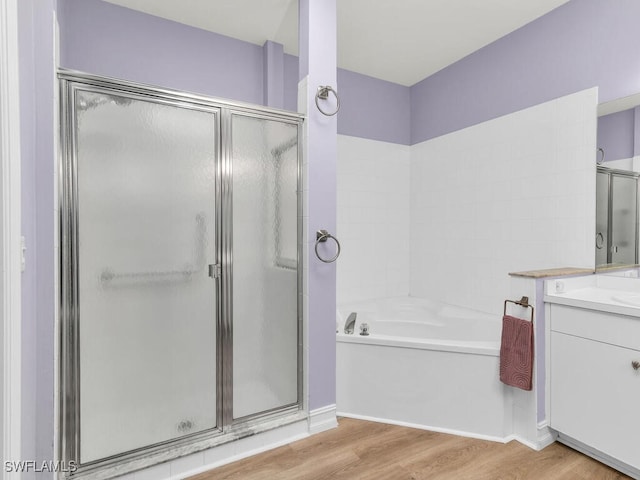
[189, 417, 630, 480]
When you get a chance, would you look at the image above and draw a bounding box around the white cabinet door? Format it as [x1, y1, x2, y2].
[550, 331, 640, 470]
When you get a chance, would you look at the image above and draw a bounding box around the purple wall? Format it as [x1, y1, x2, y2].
[337, 69, 410, 145]
[263, 41, 285, 109]
[60, 0, 265, 105]
[411, 0, 640, 144]
[59, 0, 410, 145]
[284, 54, 300, 112]
[34, 0, 56, 470]
[18, 0, 37, 475]
[19, 0, 57, 476]
[300, 0, 338, 412]
[597, 109, 636, 162]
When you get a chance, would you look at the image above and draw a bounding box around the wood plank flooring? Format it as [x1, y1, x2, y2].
[189, 418, 630, 480]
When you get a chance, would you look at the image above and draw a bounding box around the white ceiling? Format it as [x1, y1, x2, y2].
[103, 0, 570, 86]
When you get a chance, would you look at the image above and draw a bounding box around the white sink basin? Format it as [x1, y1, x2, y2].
[611, 293, 640, 307]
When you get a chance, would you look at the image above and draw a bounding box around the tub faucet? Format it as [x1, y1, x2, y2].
[344, 312, 357, 334]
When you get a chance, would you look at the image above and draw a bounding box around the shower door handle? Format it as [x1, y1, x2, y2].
[208, 264, 221, 279]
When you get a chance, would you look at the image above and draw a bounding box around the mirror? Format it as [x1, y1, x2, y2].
[595, 95, 640, 269]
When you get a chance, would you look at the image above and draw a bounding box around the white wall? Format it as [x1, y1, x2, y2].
[410, 88, 598, 315]
[603, 155, 640, 172]
[336, 135, 411, 304]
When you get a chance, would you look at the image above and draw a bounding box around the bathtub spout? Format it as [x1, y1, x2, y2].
[344, 312, 357, 334]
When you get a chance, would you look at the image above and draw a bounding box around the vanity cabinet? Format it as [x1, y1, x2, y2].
[549, 304, 640, 476]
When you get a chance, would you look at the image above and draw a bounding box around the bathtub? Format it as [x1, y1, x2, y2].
[336, 296, 511, 441]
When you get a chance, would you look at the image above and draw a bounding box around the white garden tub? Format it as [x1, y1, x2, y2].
[336, 296, 511, 441]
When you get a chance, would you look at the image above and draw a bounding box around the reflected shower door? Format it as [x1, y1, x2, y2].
[75, 90, 218, 463]
[610, 174, 638, 265]
[595, 171, 609, 266]
[231, 114, 300, 420]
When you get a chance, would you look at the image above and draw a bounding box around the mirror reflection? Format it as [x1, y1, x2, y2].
[596, 100, 640, 269]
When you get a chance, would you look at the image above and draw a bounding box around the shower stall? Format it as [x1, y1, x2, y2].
[596, 166, 639, 267]
[58, 72, 304, 478]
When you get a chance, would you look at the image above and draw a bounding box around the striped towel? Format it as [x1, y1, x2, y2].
[499, 315, 533, 390]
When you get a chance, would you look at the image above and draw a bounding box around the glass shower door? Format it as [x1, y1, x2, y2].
[595, 171, 609, 267]
[610, 174, 638, 265]
[230, 113, 300, 420]
[595, 168, 639, 267]
[74, 89, 218, 463]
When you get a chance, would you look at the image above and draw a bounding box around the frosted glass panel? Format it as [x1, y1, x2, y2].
[76, 90, 217, 463]
[611, 175, 637, 265]
[595, 172, 609, 267]
[231, 114, 299, 419]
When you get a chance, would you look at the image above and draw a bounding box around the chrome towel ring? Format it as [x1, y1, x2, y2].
[315, 85, 340, 116]
[595, 232, 604, 250]
[315, 229, 341, 263]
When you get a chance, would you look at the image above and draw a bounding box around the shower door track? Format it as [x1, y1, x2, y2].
[58, 70, 305, 480]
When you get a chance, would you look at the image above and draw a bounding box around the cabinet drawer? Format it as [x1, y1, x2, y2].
[550, 331, 640, 470]
[550, 304, 640, 350]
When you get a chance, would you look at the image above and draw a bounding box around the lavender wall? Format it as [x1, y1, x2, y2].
[59, 0, 410, 145]
[300, 0, 338, 412]
[337, 69, 410, 145]
[19, 0, 57, 476]
[597, 109, 636, 162]
[18, 1, 37, 475]
[284, 54, 300, 112]
[411, 0, 640, 144]
[263, 41, 285, 109]
[60, 0, 265, 105]
[34, 0, 56, 471]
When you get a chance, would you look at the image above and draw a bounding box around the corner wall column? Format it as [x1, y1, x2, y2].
[298, 0, 338, 420]
[0, 0, 23, 475]
[263, 40, 285, 109]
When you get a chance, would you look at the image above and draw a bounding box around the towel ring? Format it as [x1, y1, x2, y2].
[315, 86, 340, 116]
[315, 229, 341, 263]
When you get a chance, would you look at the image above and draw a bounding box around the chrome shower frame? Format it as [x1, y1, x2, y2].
[58, 69, 305, 479]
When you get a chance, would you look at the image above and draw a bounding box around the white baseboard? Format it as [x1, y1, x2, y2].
[337, 412, 510, 444]
[534, 422, 557, 450]
[503, 422, 557, 451]
[308, 404, 338, 434]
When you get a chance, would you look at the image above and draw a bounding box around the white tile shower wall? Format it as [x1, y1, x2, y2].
[604, 156, 634, 171]
[410, 88, 598, 316]
[337, 135, 411, 304]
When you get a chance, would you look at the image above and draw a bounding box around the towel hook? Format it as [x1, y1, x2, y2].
[315, 86, 340, 116]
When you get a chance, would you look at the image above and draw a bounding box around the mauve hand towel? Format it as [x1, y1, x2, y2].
[499, 314, 533, 391]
